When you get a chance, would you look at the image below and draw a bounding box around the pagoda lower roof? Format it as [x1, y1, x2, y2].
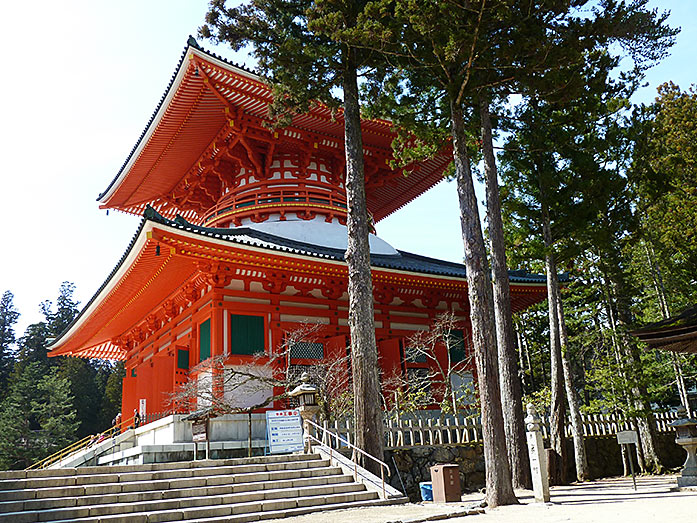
[632, 304, 697, 354]
[164, 214, 550, 284]
[48, 208, 549, 361]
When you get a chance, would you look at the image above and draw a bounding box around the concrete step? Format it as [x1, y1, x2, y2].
[34, 490, 380, 523]
[167, 496, 408, 523]
[0, 481, 371, 522]
[0, 458, 331, 498]
[0, 454, 322, 481]
[0, 472, 356, 515]
[0, 452, 407, 523]
[0, 464, 343, 504]
[0, 455, 324, 490]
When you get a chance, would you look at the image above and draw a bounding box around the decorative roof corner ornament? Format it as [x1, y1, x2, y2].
[187, 35, 201, 50]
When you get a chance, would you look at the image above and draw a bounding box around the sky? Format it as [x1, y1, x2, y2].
[0, 1, 695, 339]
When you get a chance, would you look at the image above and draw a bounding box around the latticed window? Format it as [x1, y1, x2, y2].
[287, 364, 316, 383]
[406, 367, 430, 393]
[404, 344, 427, 363]
[448, 329, 468, 362]
[289, 342, 324, 360]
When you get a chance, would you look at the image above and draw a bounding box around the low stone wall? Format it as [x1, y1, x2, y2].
[567, 433, 684, 479]
[385, 444, 485, 501]
[384, 433, 684, 502]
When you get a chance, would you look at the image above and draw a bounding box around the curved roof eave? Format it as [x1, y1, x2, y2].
[48, 217, 153, 353]
[98, 39, 261, 205]
[50, 206, 550, 356]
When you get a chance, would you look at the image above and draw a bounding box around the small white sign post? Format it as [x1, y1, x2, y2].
[266, 409, 304, 454]
[617, 430, 638, 491]
[525, 404, 550, 503]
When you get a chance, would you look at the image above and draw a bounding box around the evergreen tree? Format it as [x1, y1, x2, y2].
[0, 362, 76, 469]
[16, 322, 50, 367]
[100, 362, 125, 427]
[0, 290, 19, 396]
[41, 281, 80, 338]
[57, 358, 102, 438]
[201, 1, 386, 472]
[32, 370, 78, 458]
[359, 0, 674, 492]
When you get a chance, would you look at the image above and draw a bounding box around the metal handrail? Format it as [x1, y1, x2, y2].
[305, 418, 389, 499]
[26, 414, 138, 471]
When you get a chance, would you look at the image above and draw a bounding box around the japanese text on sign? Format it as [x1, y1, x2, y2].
[266, 409, 303, 454]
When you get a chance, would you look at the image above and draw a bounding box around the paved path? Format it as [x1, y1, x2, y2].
[459, 475, 694, 523]
[264, 475, 694, 523]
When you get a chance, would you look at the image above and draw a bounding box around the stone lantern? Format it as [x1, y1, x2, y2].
[669, 406, 697, 488]
[289, 372, 320, 452]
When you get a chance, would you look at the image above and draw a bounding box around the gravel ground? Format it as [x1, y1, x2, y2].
[263, 474, 695, 523]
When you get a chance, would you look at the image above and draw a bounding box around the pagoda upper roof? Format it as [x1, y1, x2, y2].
[48, 208, 549, 361]
[98, 38, 452, 223]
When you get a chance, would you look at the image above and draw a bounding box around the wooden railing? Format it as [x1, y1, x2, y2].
[200, 183, 348, 227]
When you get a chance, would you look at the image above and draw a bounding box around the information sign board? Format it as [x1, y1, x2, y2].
[266, 409, 303, 454]
[192, 420, 208, 442]
[617, 430, 638, 445]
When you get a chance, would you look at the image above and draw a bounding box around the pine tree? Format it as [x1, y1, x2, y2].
[0, 362, 72, 469]
[0, 290, 19, 396]
[201, 1, 385, 472]
[32, 370, 78, 458]
[41, 281, 80, 338]
[99, 362, 125, 428]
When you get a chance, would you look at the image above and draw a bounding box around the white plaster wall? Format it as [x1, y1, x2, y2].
[244, 217, 399, 255]
[132, 414, 266, 444]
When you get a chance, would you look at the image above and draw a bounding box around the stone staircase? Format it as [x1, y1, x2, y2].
[0, 453, 406, 522]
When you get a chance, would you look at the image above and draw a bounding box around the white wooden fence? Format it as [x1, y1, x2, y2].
[311, 411, 682, 449]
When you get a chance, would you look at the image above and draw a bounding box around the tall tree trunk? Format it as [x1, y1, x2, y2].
[521, 325, 536, 391]
[515, 317, 536, 392]
[605, 267, 663, 473]
[556, 297, 589, 481]
[515, 325, 529, 393]
[450, 97, 517, 507]
[479, 97, 531, 490]
[644, 241, 690, 410]
[540, 194, 567, 485]
[600, 275, 647, 471]
[342, 48, 383, 474]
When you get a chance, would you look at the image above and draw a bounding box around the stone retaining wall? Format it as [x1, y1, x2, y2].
[385, 444, 485, 501]
[570, 433, 684, 479]
[384, 433, 684, 502]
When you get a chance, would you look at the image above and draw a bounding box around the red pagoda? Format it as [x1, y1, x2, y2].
[48, 39, 548, 420]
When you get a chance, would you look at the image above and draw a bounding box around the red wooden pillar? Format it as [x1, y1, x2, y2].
[378, 338, 402, 408]
[211, 291, 225, 357]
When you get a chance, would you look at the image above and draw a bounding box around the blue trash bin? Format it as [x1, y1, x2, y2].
[419, 481, 433, 501]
